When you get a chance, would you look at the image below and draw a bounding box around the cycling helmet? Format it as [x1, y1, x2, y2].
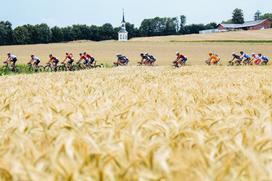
[258, 53, 262, 57]
[240, 51, 244, 55]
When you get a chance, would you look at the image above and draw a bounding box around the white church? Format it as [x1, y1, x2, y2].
[118, 10, 128, 41]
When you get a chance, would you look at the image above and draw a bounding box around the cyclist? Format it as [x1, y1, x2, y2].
[146, 53, 156, 65]
[48, 54, 59, 66]
[4, 53, 17, 67]
[83, 52, 95, 66]
[78, 53, 89, 65]
[139, 53, 148, 65]
[206, 52, 220, 65]
[115, 54, 129, 66]
[258, 53, 269, 65]
[63, 52, 74, 65]
[173, 51, 187, 66]
[28, 55, 41, 67]
[229, 52, 241, 65]
[251, 53, 261, 65]
[240, 51, 251, 65]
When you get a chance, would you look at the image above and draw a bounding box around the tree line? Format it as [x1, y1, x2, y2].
[0, 17, 217, 46]
[223, 9, 272, 24]
[0, 10, 271, 45]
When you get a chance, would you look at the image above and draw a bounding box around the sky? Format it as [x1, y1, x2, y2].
[1, 0, 272, 28]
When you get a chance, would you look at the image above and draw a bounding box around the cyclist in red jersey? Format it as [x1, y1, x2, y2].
[63, 52, 74, 65]
[78, 53, 89, 65]
[83, 52, 95, 65]
[173, 51, 188, 66]
[48, 54, 59, 66]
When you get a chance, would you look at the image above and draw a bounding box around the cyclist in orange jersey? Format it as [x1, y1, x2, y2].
[206, 52, 220, 65]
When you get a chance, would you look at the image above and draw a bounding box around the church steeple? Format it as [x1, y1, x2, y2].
[122, 9, 125, 23]
[118, 9, 128, 41]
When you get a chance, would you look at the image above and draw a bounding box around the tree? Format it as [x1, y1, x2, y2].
[99, 23, 114, 40]
[125, 22, 139, 39]
[182, 24, 206, 34]
[254, 10, 261, 21]
[113, 27, 120, 40]
[232, 8, 244, 24]
[62, 26, 75, 41]
[51, 26, 64, 42]
[260, 13, 272, 20]
[13, 26, 31, 44]
[89, 25, 100, 41]
[139, 19, 153, 36]
[149, 17, 166, 35]
[24, 24, 36, 43]
[71, 25, 93, 40]
[205, 22, 218, 29]
[179, 15, 187, 34]
[0, 21, 13, 45]
[165, 18, 177, 35]
[139, 17, 180, 36]
[34, 24, 52, 43]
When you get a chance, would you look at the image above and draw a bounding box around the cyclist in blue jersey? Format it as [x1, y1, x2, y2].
[258, 53, 269, 65]
[240, 51, 251, 65]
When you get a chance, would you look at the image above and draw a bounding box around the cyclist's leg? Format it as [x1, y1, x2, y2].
[11, 59, 16, 70]
[210, 59, 216, 65]
[90, 57, 95, 65]
[12, 58, 17, 67]
[36, 60, 40, 66]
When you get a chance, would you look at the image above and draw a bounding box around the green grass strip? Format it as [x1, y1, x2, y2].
[170, 40, 272, 44]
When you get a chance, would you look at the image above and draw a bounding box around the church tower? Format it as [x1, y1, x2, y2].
[118, 9, 128, 41]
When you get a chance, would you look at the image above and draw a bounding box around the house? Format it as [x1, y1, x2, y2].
[218, 19, 272, 31]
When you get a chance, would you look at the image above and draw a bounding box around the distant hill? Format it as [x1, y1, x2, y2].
[130, 29, 272, 42]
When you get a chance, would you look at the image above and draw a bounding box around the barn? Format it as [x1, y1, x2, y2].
[218, 19, 272, 31]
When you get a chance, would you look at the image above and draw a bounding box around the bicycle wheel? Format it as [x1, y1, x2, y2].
[75, 64, 83, 70]
[44, 65, 52, 72]
[56, 66, 61, 71]
[69, 65, 76, 71]
[37, 66, 44, 72]
[1, 65, 9, 72]
[13, 66, 20, 73]
[28, 65, 33, 72]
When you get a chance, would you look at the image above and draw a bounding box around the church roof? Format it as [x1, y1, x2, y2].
[119, 29, 128, 33]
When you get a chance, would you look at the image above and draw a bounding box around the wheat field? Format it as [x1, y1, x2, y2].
[0, 66, 271, 180]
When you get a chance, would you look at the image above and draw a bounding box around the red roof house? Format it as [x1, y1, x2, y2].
[218, 19, 272, 31]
